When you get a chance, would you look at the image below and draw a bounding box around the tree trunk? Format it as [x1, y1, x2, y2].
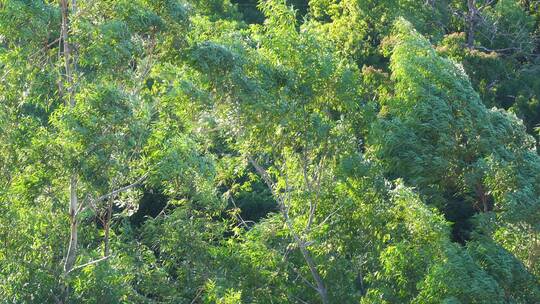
[466, 0, 477, 48]
[103, 198, 112, 257]
[61, 0, 78, 275]
[64, 175, 78, 273]
[298, 241, 329, 304]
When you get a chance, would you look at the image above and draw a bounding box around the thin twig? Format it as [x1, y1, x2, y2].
[230, 196, 250, 228]
[190, 287, 205, 304]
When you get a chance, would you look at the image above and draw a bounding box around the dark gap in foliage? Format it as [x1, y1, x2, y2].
[231, 0, 264, 24]
[209, 128, 278, 223]
[232, 0, 309, 24]
[286, 0, 309, 20]
[130, 187, 169, 227]
[442, 197, 477, 245]
[219, 176, 278, 224]
[355, 273, 367, 296]
[230, 180, 277, 223]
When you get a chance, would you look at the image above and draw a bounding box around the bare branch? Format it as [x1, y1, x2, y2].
[230, 196, 251, 229]
[190, 287, 205, 304]
[92, 174, 147, 204]
[290, 265, 317, 291]
[314, 205, 344, 231]
[66, 256, 110, 274]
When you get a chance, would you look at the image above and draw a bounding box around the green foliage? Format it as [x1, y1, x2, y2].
[370, 18, 540, 281]
[0, 0, 539, 303]
[372, 19, 539, 223]
[479, 0, 536, 53]
[308, 0, 449, 64]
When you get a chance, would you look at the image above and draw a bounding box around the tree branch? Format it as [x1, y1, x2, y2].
[248, 156, 329, 304]
[66, 256, 110, 274]
[92, 174, 147, 205]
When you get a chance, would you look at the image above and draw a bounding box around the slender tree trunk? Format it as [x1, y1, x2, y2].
[61, 0, 78, 277]
[60, 0, 77, 272]
[249, 158, 329, 304]
[64, 176, 78, 272]
[466, 0, 477, 48]
[60, 0, 74, 108]
[57, 1, 78, 302]
[103, 198, 112, 257]
[295, 231, 329, 304]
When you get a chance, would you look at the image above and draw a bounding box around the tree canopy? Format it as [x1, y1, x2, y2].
[0, 0, 539, 303]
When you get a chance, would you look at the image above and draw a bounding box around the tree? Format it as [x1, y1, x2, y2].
[370, 18, 540, 281]
[0, 0, 193, 301]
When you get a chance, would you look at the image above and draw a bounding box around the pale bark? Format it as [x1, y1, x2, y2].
[63, 175, 78, 273]
[466, 0, 477, 48]
[66, 256, 110, 274]
[60, 0, 78, 276]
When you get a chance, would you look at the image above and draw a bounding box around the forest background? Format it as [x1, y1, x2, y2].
[0, 0, 540, 303]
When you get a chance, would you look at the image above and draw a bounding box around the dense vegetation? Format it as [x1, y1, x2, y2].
[0, 0, 539, 303]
